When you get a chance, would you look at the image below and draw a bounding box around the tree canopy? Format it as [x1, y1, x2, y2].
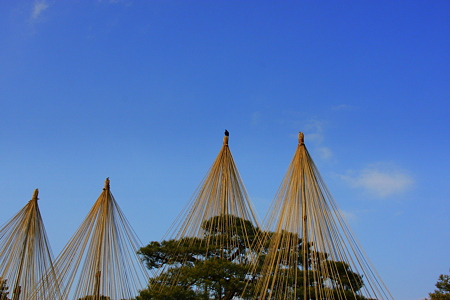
[78, 296, 111, 300]
[427, 274, 450, 300]
[0, 278, 10, 300]
[137, 215, 368, 300]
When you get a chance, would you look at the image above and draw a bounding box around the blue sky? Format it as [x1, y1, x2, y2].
[0, 1, 449, 299]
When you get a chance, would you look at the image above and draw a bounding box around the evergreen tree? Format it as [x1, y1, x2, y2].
[0, 278, 10, 300]
[427, 274, 450, 300]
[138, 216, 367, 300]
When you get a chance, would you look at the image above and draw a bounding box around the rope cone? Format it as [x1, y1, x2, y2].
[252, 132, 393, 300]
[29, 178, 150, 300]
[0, 189, 58, 300]
[147, 131, 262, 292]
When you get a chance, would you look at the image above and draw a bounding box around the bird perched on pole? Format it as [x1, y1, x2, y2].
[224, 129, 229, 136]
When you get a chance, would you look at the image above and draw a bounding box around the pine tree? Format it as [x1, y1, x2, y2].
[427, 274, 450, 300]
[0, 278, 10, 300]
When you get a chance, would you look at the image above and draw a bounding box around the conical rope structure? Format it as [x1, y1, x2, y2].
[252, 132, 393, 300]
[143, 132, 262, 293]
[0, 189, 58, 300]
[168, 133, 261, 242]
[29, 178, 150, 300]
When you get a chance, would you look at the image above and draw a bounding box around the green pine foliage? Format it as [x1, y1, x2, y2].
[427, 274, 450, 300]
[0, 278, 10, 300]
[137, 215, 367, 300]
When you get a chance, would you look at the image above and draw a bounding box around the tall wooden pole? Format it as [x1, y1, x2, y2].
[299, 133, 309, 300]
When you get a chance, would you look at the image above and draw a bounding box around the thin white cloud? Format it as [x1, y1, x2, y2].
[305, 132, 324, 144]
[317, 147, 332, 160]
[340, 210, 358, 223]
[251, 111, 262, 126]
[98, 0, 133, 5]
[31, 1, 49, 20]
[304, 119, 325, 144]
[331, 104, 355, 111]
[303, 119, 333, 160]
[340, 163, 414, 198]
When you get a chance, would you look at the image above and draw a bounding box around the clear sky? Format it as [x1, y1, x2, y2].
[0, 1, 449, 299]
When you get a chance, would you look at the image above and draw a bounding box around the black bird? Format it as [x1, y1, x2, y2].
[224, 129, 229, 136]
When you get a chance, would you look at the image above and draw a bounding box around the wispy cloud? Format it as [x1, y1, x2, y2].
[339, 163, 414, 198]
[97, 0, 133, 5]
[303, 119, 334, 160]
[340, 210, 358, 223]
[304, 119, 325, 144]
[317, 147, 333, 160]
[331, 104, 355, 111]
[31, 1, 49, 21]
[251, 111, 262, 126]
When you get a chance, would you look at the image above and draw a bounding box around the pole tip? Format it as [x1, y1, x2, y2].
[298, 132, 304, 145]
[32, 188, 39, 201]
[104, 177, 110, 190]
[223, 130, 229, 145]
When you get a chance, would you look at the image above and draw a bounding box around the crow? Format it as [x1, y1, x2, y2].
[224, 129, 229, 136]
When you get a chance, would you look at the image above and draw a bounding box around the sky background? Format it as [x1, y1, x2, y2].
[0, 1, 449, 299]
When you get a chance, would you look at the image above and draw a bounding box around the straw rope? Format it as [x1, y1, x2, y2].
[28, 178, 150, 300]
[0, 189, 58, 300]
[252, 132, 393, 300]
[151, 132, 262, 289]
